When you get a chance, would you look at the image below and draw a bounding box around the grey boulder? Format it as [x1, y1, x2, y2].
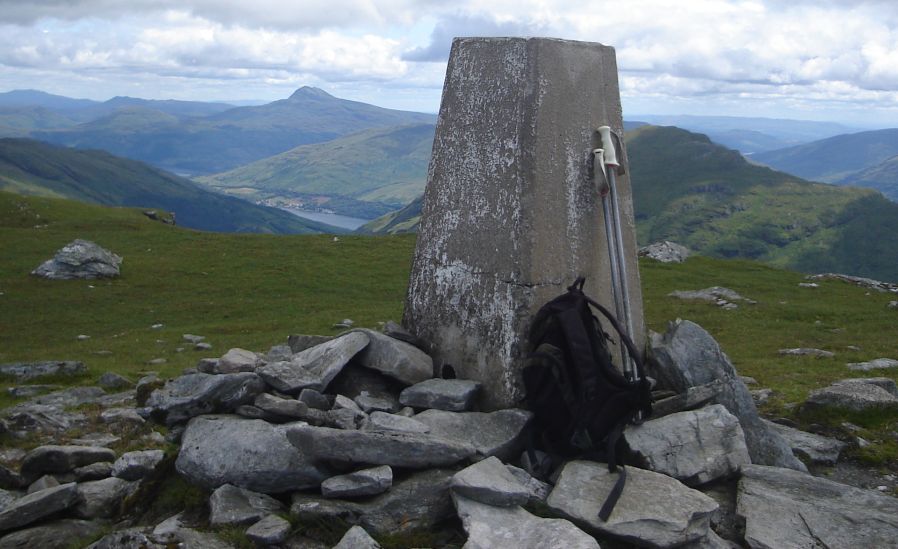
[363, 411, 430, 433]
[321, 465, 393, 498]
[762, 420, 847, 465]
[623, 404, 750, 486]
[216, 348, 262, 374]
[176, 415, 329, 493]
[0, 519, 105, 549]
[847, 357, 898, 372]
[413, 408, 532, 461]
[73, 477, 138, 519]
[0, 361, 85, 381]
[738, 464, 898, 549]
[649, 320, 806, 471]
[145, 372, 266, 426]
[111, 449, 165, 480]
[399, 378, 481, 411]
[31, 239, 122, 280]
[0, 483, 80, 533]
[450, 456, 530, 507]
[258, 332, 369, 393]
[639, 240, 690, 263]
[208, 484, 284, 527]
[454, 494, 599, 549]
[20, 445, 116, 480]
[351, 329, 433, 385]
[547, 460, 718, 548]
[334, 525, 381, 549]
[286, 425, 476, 468]
[805, 381, 898, 412]
[246, 514, 292, 546]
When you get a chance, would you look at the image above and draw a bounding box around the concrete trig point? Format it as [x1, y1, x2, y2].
[404, 37, 644, 410]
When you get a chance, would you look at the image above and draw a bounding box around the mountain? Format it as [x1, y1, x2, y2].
[631, 114, 858, 154]
[357, 195, 424, 235]
[0, 106, 78, 135]
[0, 89, 99, 111]
[197, 123, 435, 216]
[753, 128, 898, 183]
[363, 126, 898, 282]
[31, 87, 436, 175]
[0, 138, 343, 234]
[837, 154, 898, 201]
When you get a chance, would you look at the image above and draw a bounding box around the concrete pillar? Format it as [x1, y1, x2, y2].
[404, 37, 644, 410]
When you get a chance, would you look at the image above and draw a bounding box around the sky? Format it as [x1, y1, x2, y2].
[1, 0, 898, 126]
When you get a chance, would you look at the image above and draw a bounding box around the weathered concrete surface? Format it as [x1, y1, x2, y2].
[404, 37, 644, 409]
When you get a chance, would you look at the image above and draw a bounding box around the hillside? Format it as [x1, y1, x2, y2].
[753, 128, 898, 183]
[358, 195, 424, 234]
[197, 124, 435, 216]
[0, 139, 343, 234]
[30, 87, 436, 175]
[838, 154, 898, 201]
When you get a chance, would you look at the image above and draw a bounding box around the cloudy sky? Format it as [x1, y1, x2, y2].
[2, 0, 898, 126]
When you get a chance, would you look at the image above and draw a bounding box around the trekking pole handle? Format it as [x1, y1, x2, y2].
[598, 126, 619, 168]
[592, 148, 610, 196]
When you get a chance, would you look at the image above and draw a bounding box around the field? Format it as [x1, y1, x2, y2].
[1, 191, 896, 466]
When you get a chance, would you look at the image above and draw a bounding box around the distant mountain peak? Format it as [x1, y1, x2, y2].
[289, 87, 334, 100]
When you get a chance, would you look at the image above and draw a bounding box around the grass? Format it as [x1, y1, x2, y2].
[1, 191, 896, 464]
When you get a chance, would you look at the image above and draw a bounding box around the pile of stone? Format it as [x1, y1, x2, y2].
[638, 241, 690, 263]
[807, 273, 898, 293]
[3, 321, 898, 548]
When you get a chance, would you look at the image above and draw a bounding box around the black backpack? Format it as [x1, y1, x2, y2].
[522, 277, 652, 520]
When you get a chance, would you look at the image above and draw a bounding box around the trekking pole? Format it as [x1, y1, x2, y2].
[598, 126, 637, 382]
[592, 147, 629, 375]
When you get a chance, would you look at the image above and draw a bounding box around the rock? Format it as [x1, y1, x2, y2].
[798, 282, 819, 288]
[0, 466, 26, 491]
[258, 332, 369, 393]
[0, 483, 79, 532]
[333, 525, 381, 549]
[68, 433, 120, 448]
[834, 376, 898, 396]
[99, 407, 146, 427]
[351, 329, 433, 385]
[639, 241, 691, 263]
[235, 405, 267, 420]
[805, 381, 898, 412]
[649, 320, 807, 471]
[0, 519, 105, 549]
[26, 475, 59, 494]
[333, 394, 362, 413]
[652, 380, 724, 418]
[750, 388, 773, 406]
[738, 464, 898, 549]
[623, 404, 751, 486]
[291, 469, 454, 536]
[454, 493, 600, 549]
[450, 456, 530, 506]
[413, 408, 533, 461]
[6, 385, 61, 398]
[254, 393, 309, 420]
[321, 465, 393, 498]
[195, 342, 213, 351]
[889, 300, 898, 309]
[175, 415, 329, 493]
[847, 357, 898, 372]
[85, 528, 166, 549]
[183, 334, 205, 344]
[668, 287, 750, 305]
[0, 361, 85, 381]
[353, 393, 398, 413]
[286, 425, 476, 468]
[505, 464, 552, 504]
[135, 374, 164, 406]
[74, 477, 138, 519]
[363, 411, 430, 433]
[298, 388, 332, 410]
[399, 378, 481, 411]
[778, 348, 835, 358]
[144, 372, 266, 426]
[547, 460, 718, 548]
[72, 462, 113, 482]
[216, 348, 262, 374]
[97, 372, 132, 390]
[762, 420, 846, 465]
[246, 514, 292, 546]
[266, 344, 293, 362]
[329, 364, 406, 404]
[20, 445, 116, 480]
[208, 484, 284, 527]
[2, 404, 88, 438]
[111, 449, 164, 480]
[31, 239, 122, 280]
[287, 334, 332, 354]
[807, 272, 898, 293]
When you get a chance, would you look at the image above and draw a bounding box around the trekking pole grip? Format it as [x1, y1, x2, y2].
[598, 126, 619, 168]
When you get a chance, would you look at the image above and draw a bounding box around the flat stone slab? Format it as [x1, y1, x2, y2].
[413, 408, 532, 461]
[0, 361, 86, 381]
[322, 465, 393, 498]
[21, 445, 116, 479]
[209, 484, 284, 527]
[286, 425, 476, 468]
[454, 494, 600, 549]
[738, 464, 898, 549]
[176, 415, 329, 493]
[246, 514, 292, 546]
[350, 329, 433, 386]
[623, 404, 750, 486]
[363, 411, 430, 433]
[399, 378, 481, 411]
[805, 382, 898, 412]
[0, 519, 106, 549]
[258, 332, 369, 393]
[450, 456, 530, 507]
[547, 460, 718, 548]
[145, 372, 266, 426]
[762, 420, 847, 465]
[0, 482, 80, 532]
[778, 348, 835, 358]
[291, 468, 454, 536]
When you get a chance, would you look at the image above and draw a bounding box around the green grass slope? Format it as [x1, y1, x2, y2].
[1, 193, 895, 465]
[627, 126, 898, 282]
[197, 123, 435, 210]
[753, 128, 898, 183]
[33, 87, 436, 175]
[0, 139, 343, 234]
[357, 195, 423, 234]
[837, 154, 898, 201]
